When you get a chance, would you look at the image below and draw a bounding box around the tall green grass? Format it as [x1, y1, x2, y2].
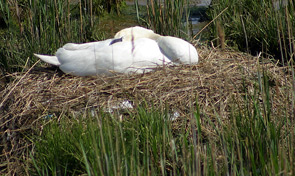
[207, 0, 295, 63]
[222, 72, 294, 175]
[0, 0, 124, 73]
[207, 2, 295, 160]
[30, 107, 194, 175]
[0, 0, 85, 72]
[29, 72, 295, 175]
[145, 0, 190, 39]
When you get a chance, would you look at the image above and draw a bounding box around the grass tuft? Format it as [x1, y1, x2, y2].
[207, 0, 295, 62]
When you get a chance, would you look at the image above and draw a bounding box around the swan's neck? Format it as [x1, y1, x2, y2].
[148, 33, 161, 41]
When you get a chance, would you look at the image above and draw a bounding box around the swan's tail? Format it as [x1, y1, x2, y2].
[34, 54, 61, 66]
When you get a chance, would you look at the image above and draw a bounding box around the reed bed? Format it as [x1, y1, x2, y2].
[0, 0, 124, 73]
[207, 0, 295, 63]
[145, 0, 190, 38]
[0, 44, 294, 175]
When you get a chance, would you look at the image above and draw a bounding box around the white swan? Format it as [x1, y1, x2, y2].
[34, 38, 171, 76]
[114, 26, 199, 64]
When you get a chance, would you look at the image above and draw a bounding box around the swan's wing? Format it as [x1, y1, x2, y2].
[56, 47, 99, 76]
[34, 54, 61, 66]
[97, 38, 171, 74]
[62, 39, 113, 50]
[127, 38, 172, 66]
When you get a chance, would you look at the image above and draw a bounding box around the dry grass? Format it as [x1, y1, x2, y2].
[0, 45, 293, 175]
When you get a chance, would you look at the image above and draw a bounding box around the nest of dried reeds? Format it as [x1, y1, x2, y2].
[0, 45, 293, 175]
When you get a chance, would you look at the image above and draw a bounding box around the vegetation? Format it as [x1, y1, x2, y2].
[144, 0, 190, 39]
[207, 0, 295, 63]
[0, 0, 124, 73]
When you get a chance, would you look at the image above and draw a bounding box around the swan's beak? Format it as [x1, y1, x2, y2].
[110, 37, 123, 45]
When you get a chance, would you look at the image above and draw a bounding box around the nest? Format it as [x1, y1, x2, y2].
[0, 45, 293, 175]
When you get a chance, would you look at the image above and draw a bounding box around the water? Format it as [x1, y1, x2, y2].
[197, 0, 212, 6]
[125, 0, 211, 6]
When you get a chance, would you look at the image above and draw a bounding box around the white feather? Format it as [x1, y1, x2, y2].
[34, 54, 61, 66]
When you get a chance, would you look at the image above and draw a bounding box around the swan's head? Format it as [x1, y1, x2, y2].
[113, 26, 158, 42]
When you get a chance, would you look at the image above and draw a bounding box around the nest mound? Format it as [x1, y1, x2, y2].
[1, 47, 291, 118]
[0, 46, 293, 174]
